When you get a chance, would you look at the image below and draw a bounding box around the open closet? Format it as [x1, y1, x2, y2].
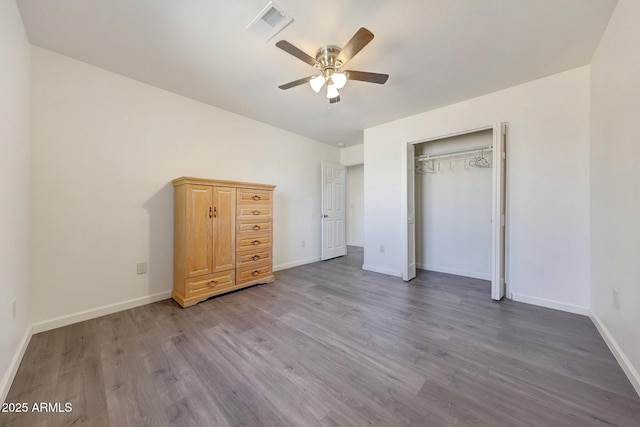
[415, 130, 493, 281]
[403, 123, 506, 300]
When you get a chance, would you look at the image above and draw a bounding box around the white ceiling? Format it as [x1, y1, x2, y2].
[16, 0, 617, 146]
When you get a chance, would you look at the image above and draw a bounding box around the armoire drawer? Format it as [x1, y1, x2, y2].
[236, 234, 272, 251]
[237, 205, 273, 220]
[237, 188, 273, 204]
[236, 249, 272, 267]
[237, 219, 272, 235]
[185, 270, 235, 298]
[237, 262, 273, 285]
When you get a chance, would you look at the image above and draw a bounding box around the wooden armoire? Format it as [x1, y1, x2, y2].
[172, 177, 275, 307]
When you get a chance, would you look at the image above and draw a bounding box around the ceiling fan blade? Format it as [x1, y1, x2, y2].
[346, 70, 389, 84]
[329, 95, 341, 104]
[336, 27, 374, 65]
[278, 76, 313, 90]
[276, 40, 317, 67]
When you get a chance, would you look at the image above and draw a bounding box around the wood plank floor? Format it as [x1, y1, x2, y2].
[3, 246, 639, 426]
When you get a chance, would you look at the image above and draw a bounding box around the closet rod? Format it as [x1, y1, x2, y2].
[415, 144, 493, 162]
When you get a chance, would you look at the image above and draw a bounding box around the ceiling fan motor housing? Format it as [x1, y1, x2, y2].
[314, 45, 343, 72]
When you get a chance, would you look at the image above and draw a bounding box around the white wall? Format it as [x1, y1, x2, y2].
[590, 0, 640, 394]
[0, 0, 31, 402]
[416, 130, 492, 280]
[340, 144, 364, 166]
[30, 47, 339, 329]
[364, 66, 591, 315]
[346, 165, 364, 247]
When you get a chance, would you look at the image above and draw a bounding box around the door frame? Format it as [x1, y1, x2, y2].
[402, 122, 507, 300]
[402, 143, 416, 281]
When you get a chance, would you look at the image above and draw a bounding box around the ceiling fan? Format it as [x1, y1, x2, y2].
[276, 27, 389, 104]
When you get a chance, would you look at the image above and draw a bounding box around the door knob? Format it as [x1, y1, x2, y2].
[322, 214, 329, 218]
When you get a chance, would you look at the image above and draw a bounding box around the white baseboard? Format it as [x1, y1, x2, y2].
[511, 293, 589, 316]
[417, 263, 491, 281]
[1, 325, 32, 404]
[32, 290, 172, 334]
[273, 257, 321, 272]
[362, 264, 403, 278]
[590, 311, 640, 397]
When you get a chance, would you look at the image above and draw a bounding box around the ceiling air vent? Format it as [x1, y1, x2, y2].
[246, 1, 293, 42]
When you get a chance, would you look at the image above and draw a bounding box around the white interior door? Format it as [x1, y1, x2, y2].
[403, 143, 417, 281]
[321, 161, 347, 260]
[491, 122, 507, 300]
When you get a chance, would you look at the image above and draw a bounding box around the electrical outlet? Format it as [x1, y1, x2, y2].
[12, 300, 16, 320]
[613, 287, 620, 309]
[380, 245, 385, 253]
[301, 240, 306, 248]
[136, 262, 147, 275]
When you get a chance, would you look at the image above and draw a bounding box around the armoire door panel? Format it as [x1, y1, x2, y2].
[186, 185, 213, 277]
[212, 187, 236, 272]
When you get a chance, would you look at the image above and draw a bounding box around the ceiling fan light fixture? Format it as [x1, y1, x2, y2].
[276, 27, 388, 104]
[326, 84, 339, 99]
[331, 72, 347, 89]
[309, 75, 325, 92]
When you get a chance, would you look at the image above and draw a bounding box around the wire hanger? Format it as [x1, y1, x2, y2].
[415, 159, 435, 175]
[469, 148, 491, 168]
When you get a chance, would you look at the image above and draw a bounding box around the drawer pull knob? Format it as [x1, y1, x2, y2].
[252, 255, 261, 261]
[252, 240, 260, 246]
[252, 195, 261, 201]
[207, 280, 217, 287]
[252, 270, 260, 276]
[253, 210, 260, 215]
[253, 225, 261, 230]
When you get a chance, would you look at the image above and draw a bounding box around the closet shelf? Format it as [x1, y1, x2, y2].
[415, 144, 493, 162]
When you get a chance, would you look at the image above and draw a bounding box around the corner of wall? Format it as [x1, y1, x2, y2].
[590, 310, 640, 396]
[0, 326, 32, 404]
[340, 144, 364, 166]
[1, 0, 33, 405]
[589, 0, 640, 397]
